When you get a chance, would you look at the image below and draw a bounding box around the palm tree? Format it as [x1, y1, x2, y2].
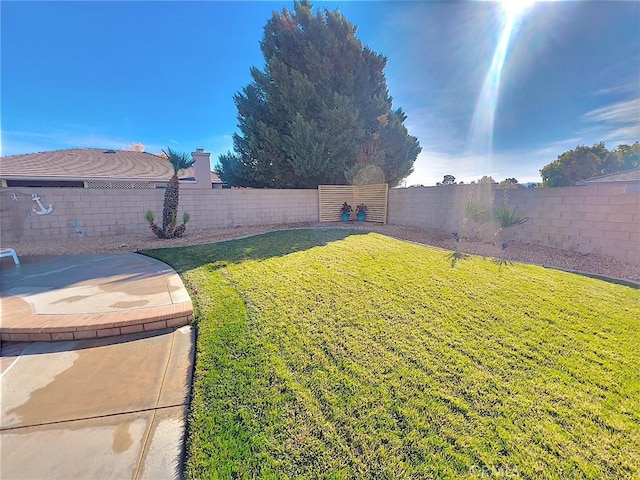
[146, 148, 195, 239]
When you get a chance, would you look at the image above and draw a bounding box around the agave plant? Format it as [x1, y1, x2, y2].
[494, 207, 528, 228]
[492, 207, 528, 250]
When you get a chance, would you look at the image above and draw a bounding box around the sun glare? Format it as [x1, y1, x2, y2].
[467, 0, 537, 168]
[501, 0, 536, 21]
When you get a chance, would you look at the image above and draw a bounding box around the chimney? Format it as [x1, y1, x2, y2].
[190, 148, 212, 189]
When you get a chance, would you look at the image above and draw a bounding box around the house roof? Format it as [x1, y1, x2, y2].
[0, 148, 223, 184]
[0, 148, 174, 182]
[577, 167, 640, 185]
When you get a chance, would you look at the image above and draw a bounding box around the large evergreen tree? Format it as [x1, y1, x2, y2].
[217, 0, 421, 188]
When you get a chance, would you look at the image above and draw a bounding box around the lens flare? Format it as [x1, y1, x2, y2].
[467, 1, 535, 168]
[501, 0, 536, 20]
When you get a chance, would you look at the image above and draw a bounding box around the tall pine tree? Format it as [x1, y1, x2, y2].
[217, 0, 421, 188]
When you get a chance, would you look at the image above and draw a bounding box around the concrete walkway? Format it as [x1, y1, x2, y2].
[1, 326, 194, 479]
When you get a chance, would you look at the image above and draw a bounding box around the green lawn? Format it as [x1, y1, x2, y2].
[142, 229, 640, 479]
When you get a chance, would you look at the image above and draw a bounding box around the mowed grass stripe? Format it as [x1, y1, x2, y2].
[142, 229, 640, 479]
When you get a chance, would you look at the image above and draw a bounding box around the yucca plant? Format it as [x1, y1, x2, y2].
[162, 148, 195, 234]
[172, 212, 191, 238]
[462, 199, 491, 241]
[145, 148, 195, 239]
[145, 210, 162, 238]
[464, 200, 489, 222]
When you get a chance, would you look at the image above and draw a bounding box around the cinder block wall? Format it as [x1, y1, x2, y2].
[2, 184, 638, 261]
[0, 188, 318, 243]
[389, 184, 640, 261]
[388, 184, 496, 232]
[179, 189, 319, 228]
[506, 184, 639, 261]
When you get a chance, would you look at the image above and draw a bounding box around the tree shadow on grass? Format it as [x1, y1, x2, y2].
[139, 228, 369, 273]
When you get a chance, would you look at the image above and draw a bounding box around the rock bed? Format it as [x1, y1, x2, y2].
[9, 222, 639, 284]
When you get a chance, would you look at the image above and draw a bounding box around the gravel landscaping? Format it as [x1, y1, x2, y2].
[10, 222, 640, 283]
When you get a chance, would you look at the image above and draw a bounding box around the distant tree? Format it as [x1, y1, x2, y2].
[498, 177, 519, 188]
[540, 142, 638, 187]
[216, 0, 421, 188]
[540, 143, 610, 186]
[476, 175, 496, 184]
[436, 174, 456, 186]
[127, 142, 145, 152]
[612, 142, 640, 171]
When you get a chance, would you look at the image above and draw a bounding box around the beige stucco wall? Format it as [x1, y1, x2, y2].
[388, 183, 640, 261]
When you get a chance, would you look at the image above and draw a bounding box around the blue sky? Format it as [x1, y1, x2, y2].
[2, 1, 638, 186]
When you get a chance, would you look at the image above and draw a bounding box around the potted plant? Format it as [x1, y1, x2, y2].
[356, 203, 367, 222]
[340, 202, 352, 222]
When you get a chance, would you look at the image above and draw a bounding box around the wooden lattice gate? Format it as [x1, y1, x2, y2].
[318, 184, 388, 223]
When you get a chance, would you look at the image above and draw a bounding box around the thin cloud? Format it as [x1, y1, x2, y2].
[583, 97, 640, 124]
[591, 82, 638, 96]
[602, 125, 640, 146]
[580, 97, 640, 147]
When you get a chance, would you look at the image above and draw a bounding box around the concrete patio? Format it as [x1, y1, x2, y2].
[0, 253, 193, 342]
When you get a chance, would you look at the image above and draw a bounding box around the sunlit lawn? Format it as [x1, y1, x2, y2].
[142, 229, 640, 479]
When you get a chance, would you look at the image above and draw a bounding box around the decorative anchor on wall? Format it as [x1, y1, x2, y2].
[31, 193, 54, 215]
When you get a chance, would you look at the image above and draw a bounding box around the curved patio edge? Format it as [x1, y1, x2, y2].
[0, 253, 193, 342]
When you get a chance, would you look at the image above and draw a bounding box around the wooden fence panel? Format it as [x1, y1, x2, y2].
[318, 185, 354, 222]
[355, 183, 388, 223]
[318, 184, 388, 223]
